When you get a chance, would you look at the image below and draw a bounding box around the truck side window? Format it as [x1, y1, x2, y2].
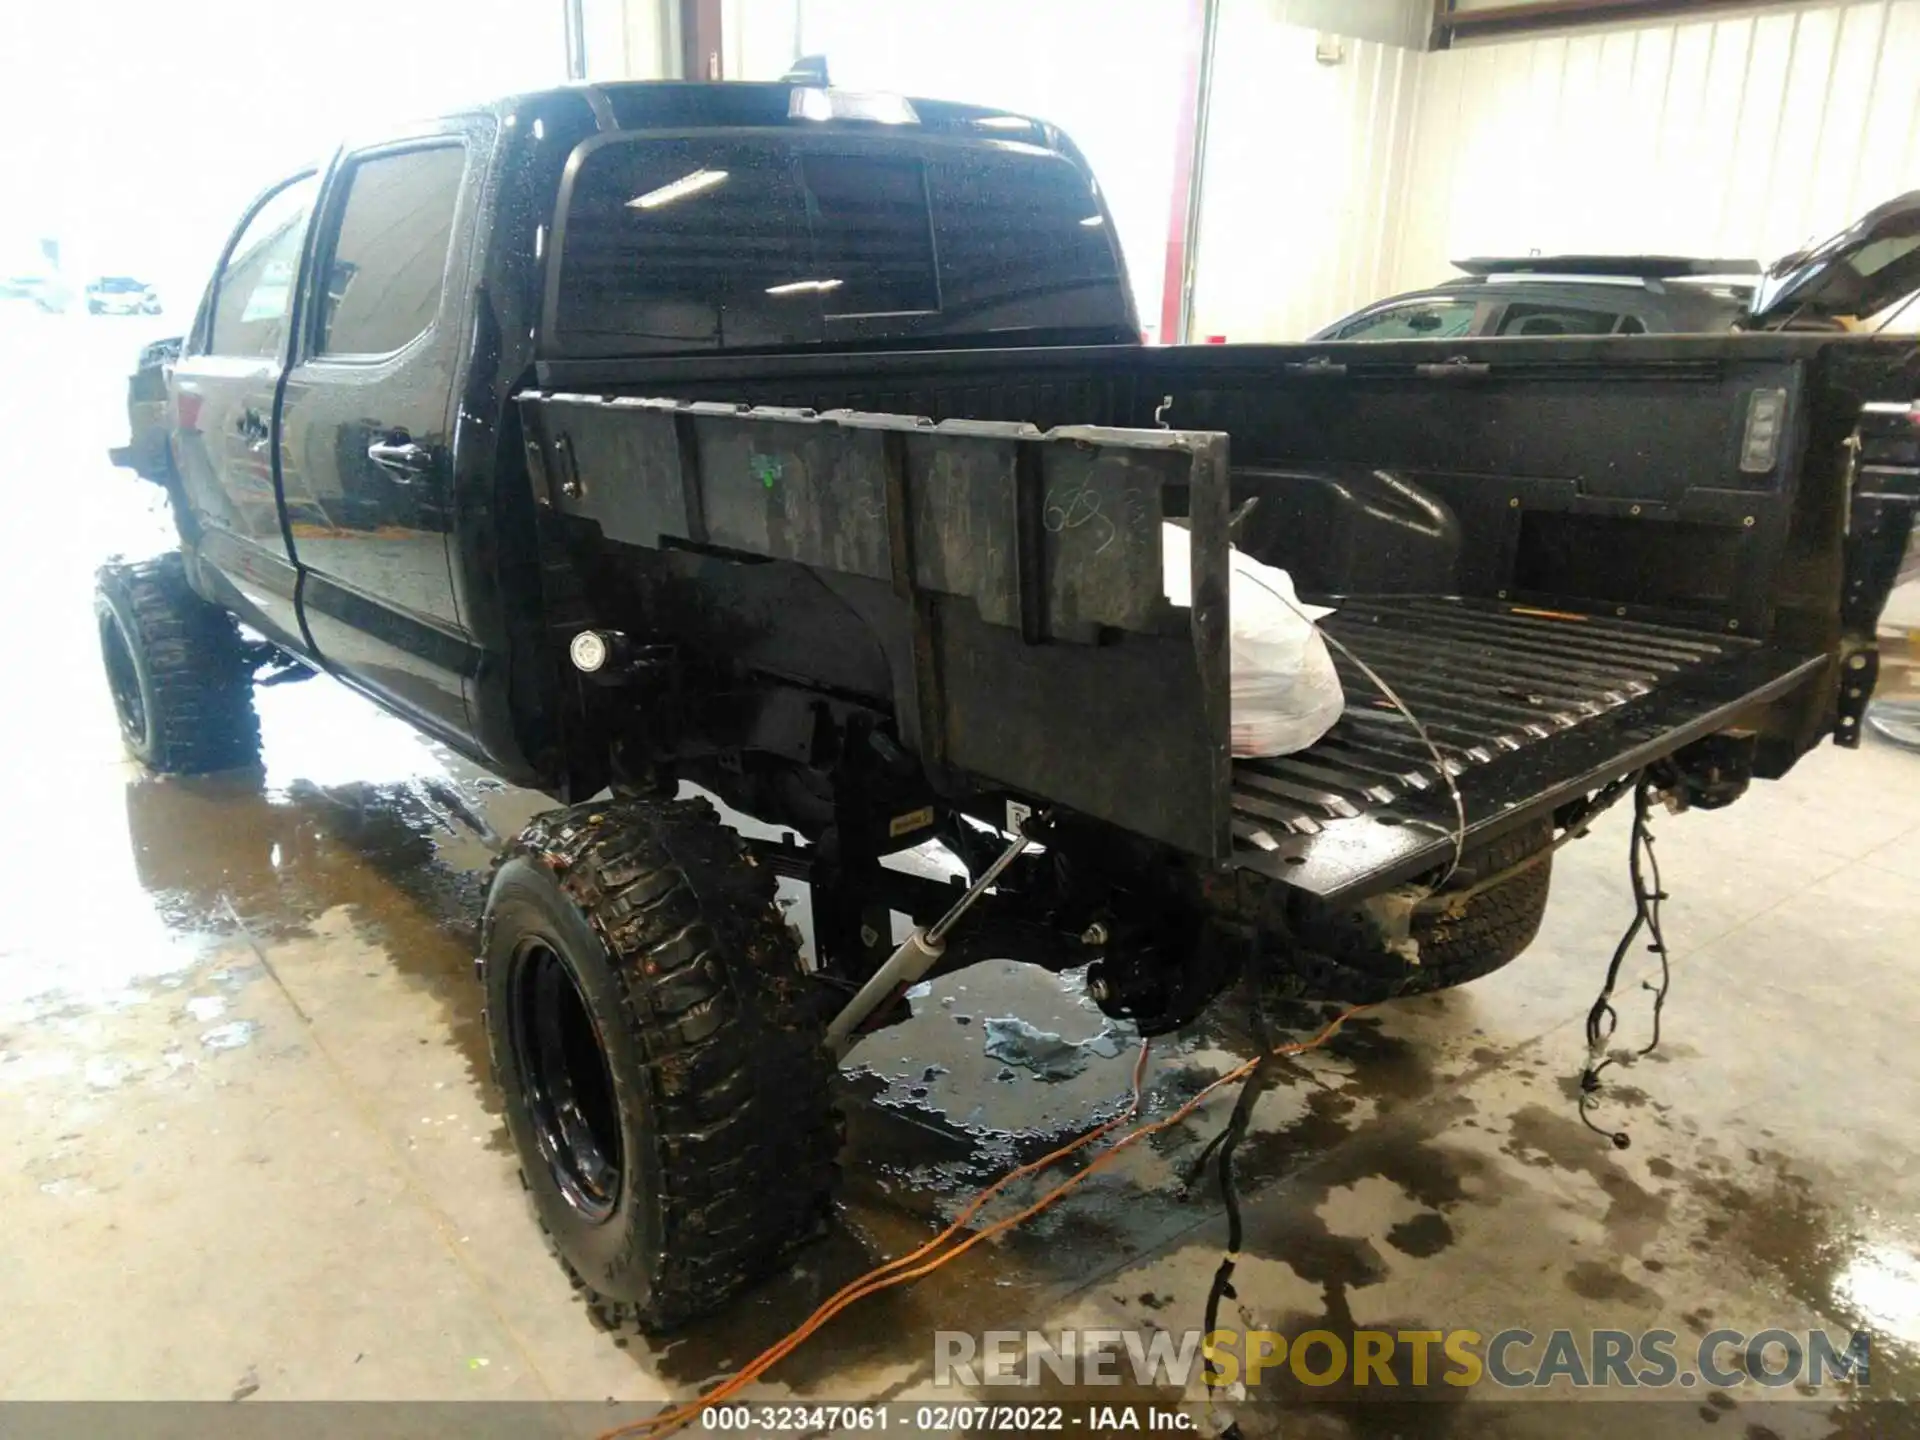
[314, 144, 466, 357]
[208, 173, 320, 358]
[1495, 303, 1618, 337]
[1334, 299, 1476, 341]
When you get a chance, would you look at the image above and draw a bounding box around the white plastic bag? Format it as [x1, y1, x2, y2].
[1162, 523, 1345, 758]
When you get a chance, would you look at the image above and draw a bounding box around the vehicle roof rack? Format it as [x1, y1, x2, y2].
[1453, 255, 1761, 279]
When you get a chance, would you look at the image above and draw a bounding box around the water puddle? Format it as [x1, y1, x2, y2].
[982, 1015, 1128, 1081]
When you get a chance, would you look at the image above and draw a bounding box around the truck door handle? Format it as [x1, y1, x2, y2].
[368, 437, 431, 481]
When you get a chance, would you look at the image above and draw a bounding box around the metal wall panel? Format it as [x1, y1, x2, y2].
[1189, 3, 1424, 341]
[1265, 0, 1432, 48]
[1392, 1, 1920, 301]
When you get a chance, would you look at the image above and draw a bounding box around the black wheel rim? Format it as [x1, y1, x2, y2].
[508, 938, 624, 1222]
[99, 608, 147, 746]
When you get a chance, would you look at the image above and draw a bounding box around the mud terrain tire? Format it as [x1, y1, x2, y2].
[94, 553, 261, 774]
[482, 796, 840, 1331]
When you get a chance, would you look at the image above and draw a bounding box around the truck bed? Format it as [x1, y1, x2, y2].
[518, 333, 1915, 902]
[1231, 598, 1822, 899]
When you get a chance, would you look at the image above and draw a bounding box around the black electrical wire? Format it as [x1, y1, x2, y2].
[1180, 764, 1674, 1431]
[1577, 770, 1673, 1148]
[1171, 766, 1674, 1440]
[1183, 939, 1283, 1425]
[1184, 945, 1412, 1440]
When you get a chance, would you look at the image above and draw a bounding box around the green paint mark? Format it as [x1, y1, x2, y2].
[750, 453, 782, 490]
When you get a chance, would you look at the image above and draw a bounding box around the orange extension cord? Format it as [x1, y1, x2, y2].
[599, 1001, 1377, 1440]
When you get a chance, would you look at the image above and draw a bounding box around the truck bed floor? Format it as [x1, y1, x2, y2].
[1231, 597, 1827, 900]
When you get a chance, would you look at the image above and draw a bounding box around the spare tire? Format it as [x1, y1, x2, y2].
[1281, 818, 1556, 1002]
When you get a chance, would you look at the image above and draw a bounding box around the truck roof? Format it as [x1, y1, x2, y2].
[465, 80, 1065, 149]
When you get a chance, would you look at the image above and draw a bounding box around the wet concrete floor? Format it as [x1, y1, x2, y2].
[2, 309, 1918, 1437]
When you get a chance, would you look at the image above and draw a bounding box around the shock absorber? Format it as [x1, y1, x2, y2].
[822, 817, 1040, 1059]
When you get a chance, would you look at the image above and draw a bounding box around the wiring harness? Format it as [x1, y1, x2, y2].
[1577, 769, 1675, 1149]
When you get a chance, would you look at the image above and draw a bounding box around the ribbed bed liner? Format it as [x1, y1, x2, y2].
[1231, 596, 1826, 901]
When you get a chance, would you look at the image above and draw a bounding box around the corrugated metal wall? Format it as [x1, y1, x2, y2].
[1189, 2, 1423, 341]
[1260, 0, 1431, 49]
[1392, 1, 1920, 296]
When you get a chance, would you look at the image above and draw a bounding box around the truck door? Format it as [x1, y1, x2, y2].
[279, 129, 481, 743]
[168, 171, 320, 649]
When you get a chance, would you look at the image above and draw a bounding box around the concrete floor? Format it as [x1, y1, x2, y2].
[2, 307, 1917, 1438]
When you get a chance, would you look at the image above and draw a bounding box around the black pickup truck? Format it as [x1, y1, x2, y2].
[103, 80, 1918, 1331]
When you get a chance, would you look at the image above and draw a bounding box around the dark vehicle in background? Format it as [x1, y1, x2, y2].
[1312, 255, 1760, 340]
[1314, 190, 1920, 340]
[85, 276, 162, 315]
[96, 80, 1918, 1334]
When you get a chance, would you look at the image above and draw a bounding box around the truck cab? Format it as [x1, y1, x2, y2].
[159, 83, 1135, 773]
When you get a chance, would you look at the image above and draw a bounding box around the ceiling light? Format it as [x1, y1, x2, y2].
[628, 168, 729, 210]
[765, 278, 844, 296]
[1079, 215, 1105, 227]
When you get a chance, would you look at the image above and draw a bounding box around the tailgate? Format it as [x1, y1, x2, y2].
[1231, 597, 1824, 901]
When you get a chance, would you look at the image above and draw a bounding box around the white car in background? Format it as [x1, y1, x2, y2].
[84, 276, 162, 316]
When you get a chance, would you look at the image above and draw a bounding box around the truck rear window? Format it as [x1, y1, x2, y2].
[798, 154, 938, 318]
[551, 134, 1127, 356]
